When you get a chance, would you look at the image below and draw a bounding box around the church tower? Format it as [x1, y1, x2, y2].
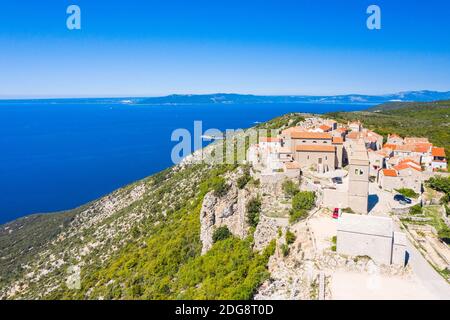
[346, 140, 369, 214]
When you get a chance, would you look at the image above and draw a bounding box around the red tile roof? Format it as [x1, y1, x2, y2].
[346, 132, 360, 140]
[332, 136, 344, 144]
[432, 147, 446, 157]
[399, 158, 421, 167]
[393, 163, 422, 172]
[381, 169, 398, 177]
[413, 145, 431, 153]
[291, 132, 332, 140]
[281, 126, 304, 135]
[295, 145, 335, 152]
[383, 143, 398, 150]
[319, 124, 332, 132]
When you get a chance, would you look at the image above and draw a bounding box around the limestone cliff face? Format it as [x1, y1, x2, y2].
[200, 172, 251, 254]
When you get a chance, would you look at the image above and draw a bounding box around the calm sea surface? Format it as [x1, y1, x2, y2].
[0, 102, 371, 224]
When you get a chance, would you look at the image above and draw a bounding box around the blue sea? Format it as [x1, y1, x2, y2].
[0, 102, 370, 224]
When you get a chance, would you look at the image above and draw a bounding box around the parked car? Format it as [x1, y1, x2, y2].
[332, 177, 343, 184]
[332, 208, 340, 219]
[394, 194, 412, 205]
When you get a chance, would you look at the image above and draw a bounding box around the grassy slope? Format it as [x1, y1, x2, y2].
[0, 209, 81, 287]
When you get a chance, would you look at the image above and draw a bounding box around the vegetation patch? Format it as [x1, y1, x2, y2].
[396, 188, 419, 199]
[212, 226, 232, 243]
[237, 166, 251, 189]
[289, 191, 316, 224]
[246, 197, 262, 228]
[282, 179, 300, 198]
[211, 177, 230, 197]
[427, 176, 450, 204]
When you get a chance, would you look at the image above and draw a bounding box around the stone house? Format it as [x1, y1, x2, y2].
[337, 213, 406, 265]
[387, 134, 403, 145]
[378, 161, 423, 193]
[431, 147, 448, 171]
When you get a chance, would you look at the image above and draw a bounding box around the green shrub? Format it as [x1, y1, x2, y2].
[282, 180, 299, 198]
[211, 177, 229, 197]
[342, 207, 354, 213]
[409, 204, 423, 215]
[331, 236, 337, 245]
[290, 191, 316, 222]
[237, 168, 251, 189]
[438, 227, 450, 243]
[285, 230, 296, 245]
[396, 188, 419, 199]
[292, 191, 316, 212]
[289, 209, 307, 224]
[212, 226, 232, 243]
[331, 245, 337, 252]
[246, 197, 261, 228]
[280, 244, 290, 257]
[427, 176, 450, 203]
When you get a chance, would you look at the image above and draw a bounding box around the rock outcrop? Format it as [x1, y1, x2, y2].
[200, 175, 251, 254]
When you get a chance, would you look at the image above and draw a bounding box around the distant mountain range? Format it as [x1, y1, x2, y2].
[2, 90, 450, 105]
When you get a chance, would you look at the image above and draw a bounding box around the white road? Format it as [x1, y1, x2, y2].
[405, 237, 450, 299]
[368, 182, 450, 299]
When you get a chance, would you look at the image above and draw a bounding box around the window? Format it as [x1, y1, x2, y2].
[323, 141, 327, 143]
[354, 169, 364, 176]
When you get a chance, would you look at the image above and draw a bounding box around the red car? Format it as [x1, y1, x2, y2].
[332, 208, 340, 219]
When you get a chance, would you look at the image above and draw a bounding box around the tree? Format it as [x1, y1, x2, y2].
[282, 180, 299, 198]
[211, 177, 229, 197]
[246, 197, 261, 227]
[285, 230, 296, 245]
[237, 167, 251, 189]
[212, 226, 232, 243]
[292, 191, 316, 212]
[289, 191, 316, 224]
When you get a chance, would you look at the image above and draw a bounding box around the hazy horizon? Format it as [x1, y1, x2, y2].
[1, 89, 450, 101]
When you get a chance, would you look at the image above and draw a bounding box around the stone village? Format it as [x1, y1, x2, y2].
[195, 114, 450, 299]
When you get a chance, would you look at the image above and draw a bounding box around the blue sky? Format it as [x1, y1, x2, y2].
[0, 0, 449, 97]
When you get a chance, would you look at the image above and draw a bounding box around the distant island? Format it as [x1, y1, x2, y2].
[2, 90, 450, 105]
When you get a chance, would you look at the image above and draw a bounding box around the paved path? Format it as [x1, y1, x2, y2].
[369, 182, 450, 299]
[405, 239, 450, 300]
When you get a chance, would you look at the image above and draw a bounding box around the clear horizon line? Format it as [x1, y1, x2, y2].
[0, 89, 449, 101]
